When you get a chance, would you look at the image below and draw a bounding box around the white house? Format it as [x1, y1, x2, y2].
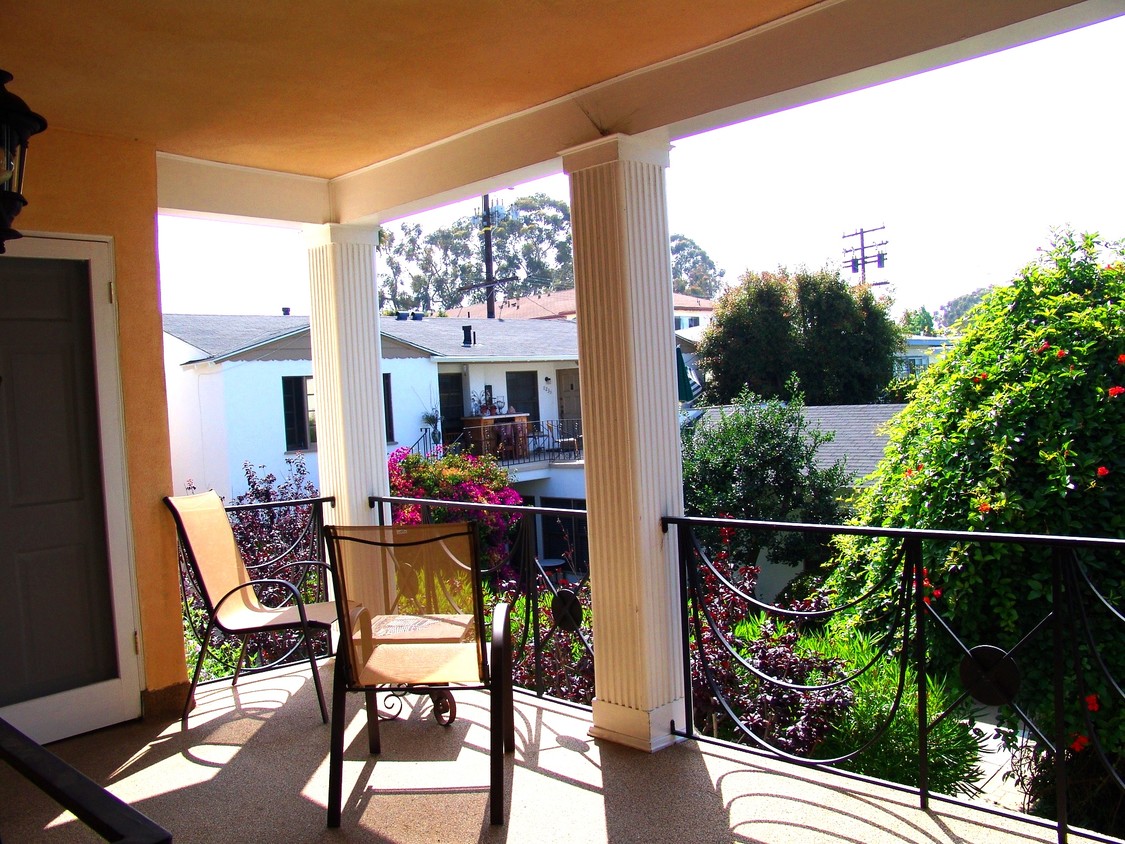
[896, 334, 958, 376]
[163, 313, 583, 501]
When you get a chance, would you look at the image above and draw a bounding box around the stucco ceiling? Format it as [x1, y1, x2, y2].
[3, 0, 819, 180]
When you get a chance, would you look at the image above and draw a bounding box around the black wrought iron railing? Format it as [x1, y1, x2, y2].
[369, 494, 594, 706]
[1, 716, 171, 842]
[178, 495, 335, 683]
[406, 418, 584, 467]
[663, 514, 1125, 844]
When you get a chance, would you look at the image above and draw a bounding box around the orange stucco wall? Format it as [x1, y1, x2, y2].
[19, 127, 187, 695]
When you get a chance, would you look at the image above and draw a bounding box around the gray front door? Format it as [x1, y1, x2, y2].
[556, 367, 581, 422]
[0, 238, 140, 742]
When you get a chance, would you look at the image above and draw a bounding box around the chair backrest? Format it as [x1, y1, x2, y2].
[324, 522, 487, 685]
[165, 491, 262, 625]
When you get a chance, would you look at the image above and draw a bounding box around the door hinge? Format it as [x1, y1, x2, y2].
[108, 280, 116, 304]
[133, 630, 139, 655]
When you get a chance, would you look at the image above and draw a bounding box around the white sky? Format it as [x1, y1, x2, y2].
[158, 14, 1125, 318]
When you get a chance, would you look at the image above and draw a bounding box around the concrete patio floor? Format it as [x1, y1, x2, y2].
[1, 660, 1111, 843]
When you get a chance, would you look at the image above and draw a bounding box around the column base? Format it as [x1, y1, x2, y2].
[588, 697, 686, 753]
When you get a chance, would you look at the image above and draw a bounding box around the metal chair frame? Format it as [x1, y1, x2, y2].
[164, 492, 334, 729]
[323, 522, 514, 827]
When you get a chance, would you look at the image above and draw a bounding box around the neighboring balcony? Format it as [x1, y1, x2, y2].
[409, 418, 584, 466]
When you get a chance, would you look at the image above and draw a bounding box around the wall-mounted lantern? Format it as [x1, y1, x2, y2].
[0, 69, 48, 253]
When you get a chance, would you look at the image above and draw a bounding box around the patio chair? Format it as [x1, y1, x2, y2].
[323, 522, 513, 827]
[546, 420, 579, 456]
[164, 491, 336, 729]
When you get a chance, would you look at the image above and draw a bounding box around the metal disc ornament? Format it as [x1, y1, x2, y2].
[551, 589, 583, 633]
[959, 644, 1020, 706]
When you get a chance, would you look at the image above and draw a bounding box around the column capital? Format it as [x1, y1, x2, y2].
[302, 222, 381, 248]
[561, 133, 670, 174]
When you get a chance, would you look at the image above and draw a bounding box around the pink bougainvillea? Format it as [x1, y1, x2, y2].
[387, 446, 522, 568]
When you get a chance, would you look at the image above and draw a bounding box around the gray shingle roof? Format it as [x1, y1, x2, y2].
[696, 403, 905, 483]
[381, 317, 578, 359]
[162, 314, 310, 359]
[802, 404, 905, 480]
[162, 314, 579, 362]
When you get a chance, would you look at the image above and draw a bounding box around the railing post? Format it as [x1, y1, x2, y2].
[521, 515, 546, 696]
[1052, 546, 1069, 844]
[908, 535, 928, 809]
[675, 520, 694, 735]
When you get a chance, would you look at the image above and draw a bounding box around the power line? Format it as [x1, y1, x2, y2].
[842, 225, 888, 286]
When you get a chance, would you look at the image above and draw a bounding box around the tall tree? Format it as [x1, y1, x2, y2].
[695, 270, 797, 401]
[378, 195, 724, 312]
[935, 286, 992, 331]
[487, 194, 573, 296]
[696, 267, 901, 405]
[899, 306, 936, 336]
[670, 233, 725, 298]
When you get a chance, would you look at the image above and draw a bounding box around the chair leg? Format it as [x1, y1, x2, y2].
[364, 690, 381, 755]
[490, 681, 504, 826]
[231, 634, 249, 687]
[327, 662, 348, 828]
[489, 602, 513, 824]
[503, 623, 515, 754]
[182, 621, 215, 730]
[304, 626, 329, 723]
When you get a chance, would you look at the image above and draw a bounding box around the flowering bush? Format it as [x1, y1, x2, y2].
[827, 231, 1125, 833]
[388, 446, 522, 568]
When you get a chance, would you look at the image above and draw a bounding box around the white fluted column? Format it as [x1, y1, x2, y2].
[563, 134, 685, 752]
[305, 224, 388, 525]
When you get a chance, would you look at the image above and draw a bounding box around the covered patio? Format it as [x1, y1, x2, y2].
[0, 662, 1064, 844]
[2, 1, 1124, 840]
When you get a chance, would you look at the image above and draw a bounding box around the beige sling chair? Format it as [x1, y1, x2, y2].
[323, 522, 514, 827]
[164, 491, 337, 729]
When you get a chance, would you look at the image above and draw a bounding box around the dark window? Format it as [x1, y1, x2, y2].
[438, 372, 465, 440]
[688, 316, 700, 327]
[505, 370, 540, 421]
[383, 372, 394, 442]
[282, 375, 316, 451]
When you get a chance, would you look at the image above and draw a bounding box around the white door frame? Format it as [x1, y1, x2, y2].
[0, 233, 143, 743]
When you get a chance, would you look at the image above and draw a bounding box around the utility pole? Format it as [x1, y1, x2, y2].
[842, 225, 888, 286]
[458, 194, 517, 316]
[483, 194, 497, 318]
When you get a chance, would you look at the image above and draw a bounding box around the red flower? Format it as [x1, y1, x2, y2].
[978, 501, 992, 513]
[932, 588, 942, 599]
[1097, 466, 1110, 478]
[972, 372, 988, 384]
[1037, 341, 1051, 353]
[1118, 354, 1125, 365]
[1070, 734, 1090, 753]
[1110, 386, 1125, 398]
[1057, 348, 1069, 358]
[1086, 694, 1100, 712]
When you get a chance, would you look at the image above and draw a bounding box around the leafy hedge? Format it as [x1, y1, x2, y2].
[826, 231, 1125, 832]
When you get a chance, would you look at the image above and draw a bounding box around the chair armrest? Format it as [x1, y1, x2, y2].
[214, 577, 307, 615]
[490, 602, 513, 678]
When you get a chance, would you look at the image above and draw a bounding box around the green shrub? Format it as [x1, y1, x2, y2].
[825, 231, 1125, 831]
[805, 631, 985, 797]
